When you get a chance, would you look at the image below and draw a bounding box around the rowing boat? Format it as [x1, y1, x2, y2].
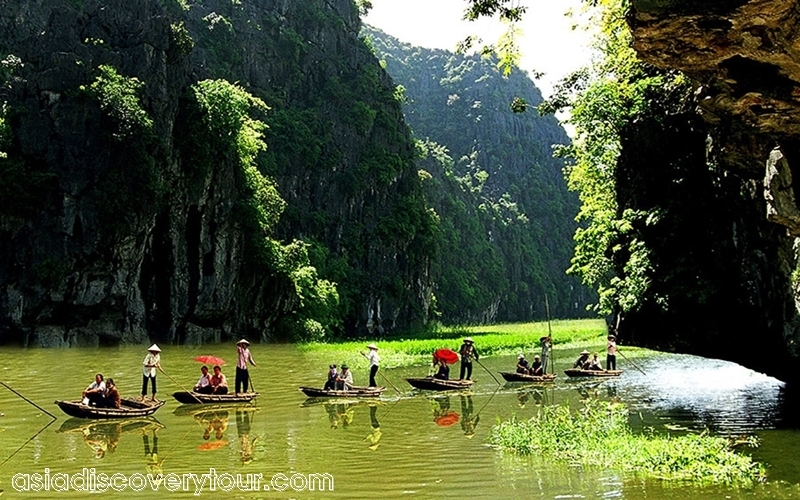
[405, 377, 475, 391]
[172, 391, 259, 404]
[499, 372, 557, 383]
[298, 386, 386, 398]
[54, 398, 165, 419]
[563, 369, 623, 378]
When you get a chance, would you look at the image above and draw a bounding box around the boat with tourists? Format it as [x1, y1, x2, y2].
[54, 398, 165, 419]
[499, 372, 557, 383]
[172, 391, 259, 405]
[563, 369, 623, 378]
[405, 377, 475, 391]
[298, 386, 386, 398]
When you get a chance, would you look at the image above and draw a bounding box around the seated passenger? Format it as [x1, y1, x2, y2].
[573, 350, 591, 369]
[516, 354, 530, 374]
[434, 360, 450, 380]
[586, 352, 603, 370]
[324, 364, 338, 390]
[529, 355, 544, 375]
[98, 378, 121, 409]
[210, 365, 229, 395]
[82, 373, 106, 406]
[194, 366, 213, 394]
[336, 365, 353, 390]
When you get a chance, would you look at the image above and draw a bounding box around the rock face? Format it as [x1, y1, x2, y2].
[625, 0, 800, 381]
[0, 0, 431, 346]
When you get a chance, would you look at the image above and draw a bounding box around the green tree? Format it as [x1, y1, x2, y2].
[540, 0, 690, 315]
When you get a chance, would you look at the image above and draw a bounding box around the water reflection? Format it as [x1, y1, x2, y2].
[363, 405, 382, 450]
[430, 395, 459, 427]
[236, 409, 257, 464]
[194, 409, 229, 445]
[459, 395, 479, 437]
[1, 343, 798, 500]
[56, 418, 164, 459]
[618, 353, 786, 433]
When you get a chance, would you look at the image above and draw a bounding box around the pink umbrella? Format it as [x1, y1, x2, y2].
[194, 355, 226, 366]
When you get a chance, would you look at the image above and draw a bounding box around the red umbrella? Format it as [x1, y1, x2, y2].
[433, 349, 459, 364]
[197, 440, 228, 451]
[434, 411, 460, 427]
[194, 355, 226, 366]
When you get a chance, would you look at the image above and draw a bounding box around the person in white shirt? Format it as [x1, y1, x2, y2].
[336, 364, 354, 390]
[141, 344, 162, 402]
[82, 373, 106, 406]
[362, 343, 380, 387]
[194, 365, 213, 394]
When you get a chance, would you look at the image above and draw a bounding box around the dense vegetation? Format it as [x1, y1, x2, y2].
[491, 401, 766, 486]
[536, 0, 795, 376]
[364, 26, 594, 323]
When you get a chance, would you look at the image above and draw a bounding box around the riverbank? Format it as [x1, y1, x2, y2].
[299, 318, 650, 369]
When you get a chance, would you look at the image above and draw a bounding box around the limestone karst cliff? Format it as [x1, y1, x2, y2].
[618, 0, 800, 382]
[0, 0, 434, 345]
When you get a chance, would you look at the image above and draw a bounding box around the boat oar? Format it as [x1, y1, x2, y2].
[0, 418, 56, 469]
[617, 350, 646, 375]
[545, 294, 555, 374]
[0, 381, 57, 420]
[475, 358, 501, 386]
[161, 369, 203, 404]
[360, 352, 402, 394]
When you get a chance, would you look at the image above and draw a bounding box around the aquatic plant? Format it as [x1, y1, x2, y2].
[490, 402, 766, 486]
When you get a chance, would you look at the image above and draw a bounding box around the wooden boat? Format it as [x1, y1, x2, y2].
[172, 391, 259, 405]
[564, 369, 623, 378]
[298, 386, 386, 398]
[405, 377, 475, 391]
[499, 371, 557, 383]
[54, 398, 165, 419]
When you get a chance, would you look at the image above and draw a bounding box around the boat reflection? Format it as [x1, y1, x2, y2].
[56, 418, 164, 459]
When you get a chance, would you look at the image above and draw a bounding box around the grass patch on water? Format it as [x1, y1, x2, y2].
[299, 319, 613, 369]
[490, 402, 765, 486]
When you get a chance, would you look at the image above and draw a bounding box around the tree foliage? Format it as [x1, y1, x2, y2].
[540, 0, 691, 315]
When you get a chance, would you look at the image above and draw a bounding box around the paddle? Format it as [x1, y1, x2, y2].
[161, 369, 203, 404]
[0, 418, 56, 469]
[0, 380, 57, 420]
[359, 352, 401, 394]
[617, 350, 647, 375]
[247, 372, 256, 393]
[475, 358, 501, 386]
[544, 294, 555, 374]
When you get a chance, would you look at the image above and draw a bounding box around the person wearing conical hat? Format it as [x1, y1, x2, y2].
[360, 343, 380, 387]
[458, 337, 479, 381]
[235, 339, 257, 395]
[141, 344, 162, 402]
[573, 349, 591, 370]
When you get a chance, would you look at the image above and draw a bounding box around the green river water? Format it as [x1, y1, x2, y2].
[0, 343, 798, 499]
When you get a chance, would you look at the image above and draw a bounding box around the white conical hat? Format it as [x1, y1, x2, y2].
[367, 343, 378, 350]
[237, 338, 250, 345]
[147, 344, 161, 352]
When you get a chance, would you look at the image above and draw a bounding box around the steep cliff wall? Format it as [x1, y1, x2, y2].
[620, 0, 800, 381]
[0, 0, 432, 346]
[365, 27, 594, 322]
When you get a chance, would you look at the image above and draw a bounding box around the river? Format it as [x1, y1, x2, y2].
[0, 344, 797, 499]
